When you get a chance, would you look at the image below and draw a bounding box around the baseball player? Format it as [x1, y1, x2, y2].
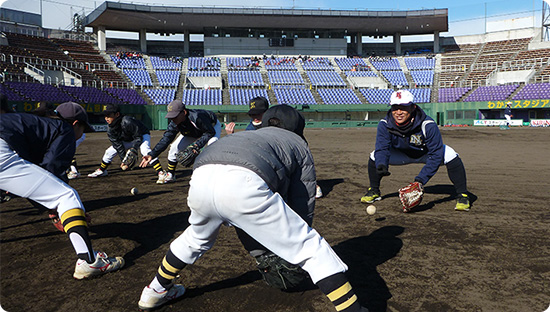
[504, 102, 513, 128]
[224, 97, 323, 199]
[360, 90, 471, 211]
[0, 102, 124, 279]
[224, 96, 269, 134]
[31, 101, 85, 180]
[88, 103, 164, 182]
[138, 105, 368, 312]
[140, 99, 221, 183]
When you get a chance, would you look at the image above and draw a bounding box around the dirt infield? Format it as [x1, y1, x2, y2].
[1, 127, 549, 312]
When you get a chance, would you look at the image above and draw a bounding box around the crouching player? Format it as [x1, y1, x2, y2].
[0, 101, 124, 279]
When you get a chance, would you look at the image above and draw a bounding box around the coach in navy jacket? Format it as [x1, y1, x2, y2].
[361, 90, 471, 211]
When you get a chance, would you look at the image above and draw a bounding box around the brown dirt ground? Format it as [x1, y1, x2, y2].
[1, 127, 549, 312]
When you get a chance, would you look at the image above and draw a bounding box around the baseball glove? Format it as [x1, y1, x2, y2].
[176, 144, 200, 167]
[255, 252, 310, 290]
[122, 148, 138, 170]
[398, 181, 424, 213]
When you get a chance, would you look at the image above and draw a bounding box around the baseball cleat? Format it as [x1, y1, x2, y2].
[455, 193, 471, 211]
[87, 169, 107, 178]
[67, 170, 80, 179]
[138, 284, 186, 311]
[164, 172, 176, 183]
[156, 171, 166, 184]
[73, 251, 124, 279]
[315, 185, 323, 199]
[360, 187, 381, 204]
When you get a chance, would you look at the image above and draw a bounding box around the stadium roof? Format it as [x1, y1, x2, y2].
[85, 1, 448, 36]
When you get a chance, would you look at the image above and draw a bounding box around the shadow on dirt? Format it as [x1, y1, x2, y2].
[333, 225, 404, 312]
[317, 178, 345, 197]
[89, 211, 190, 267]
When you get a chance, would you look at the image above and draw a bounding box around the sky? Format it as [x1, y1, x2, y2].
[0, 0, 545, 40]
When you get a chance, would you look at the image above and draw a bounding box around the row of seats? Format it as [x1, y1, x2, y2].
[181, 89, 223, 105]
[360, 88, 432, 104]
[150, 56, 182, 70]
[463, 85, 519, 102]
[273, 88, 317, 105]
[318, 88, 362, 105]
[410, 70, 434, 86]
[5, 80, 548, 105]
[227, 71, 264, 87]
[438, 87, 471, 103]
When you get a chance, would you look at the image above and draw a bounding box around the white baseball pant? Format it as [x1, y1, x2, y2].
[101, 134, 158, 164]
[167, 121, 221, 163]
[0, 138, 91, 257]
[168, 164, 348, 284]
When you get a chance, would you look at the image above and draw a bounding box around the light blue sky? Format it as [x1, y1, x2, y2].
[1, 0, 544, 37]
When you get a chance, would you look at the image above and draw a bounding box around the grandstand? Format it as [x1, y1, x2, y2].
[1, 3, 549, 129]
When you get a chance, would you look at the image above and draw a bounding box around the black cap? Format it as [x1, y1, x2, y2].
[261, 105, 306, 141]
[166, 100, 185, 119]
[102, 103, 120, 115]
[248, 96, 269, 116]
[55, 102, 95, 133]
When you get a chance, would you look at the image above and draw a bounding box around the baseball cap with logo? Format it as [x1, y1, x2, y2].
[390, 90, 415, 106]
[248, 96, 269, 116]
[165, 100, 185, 119]
[55, 102, 95, 132]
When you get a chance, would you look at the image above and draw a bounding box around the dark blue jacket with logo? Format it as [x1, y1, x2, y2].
[374, 106, 444, 185]
[0, 113, 75, 180]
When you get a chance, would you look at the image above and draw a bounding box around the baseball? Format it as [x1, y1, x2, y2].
[366, 205, 377, 215]
[130, 187, 138, 195]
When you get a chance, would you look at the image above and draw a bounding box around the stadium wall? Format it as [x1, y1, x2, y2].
[7, 99, 550, 130]
[203, 37, 347, 56]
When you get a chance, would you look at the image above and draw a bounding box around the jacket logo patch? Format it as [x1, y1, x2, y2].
[410, 134, 423, 146]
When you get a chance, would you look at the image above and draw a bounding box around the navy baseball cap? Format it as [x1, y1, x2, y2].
[166, 100, 185, 119]
[248, 96, 269, 115]
[55, 102, 95, 133]
[262, 104, 306, 141]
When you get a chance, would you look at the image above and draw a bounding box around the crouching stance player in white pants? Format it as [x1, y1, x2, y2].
[0, 100, 124, 279]
[138, 105, 368, 312]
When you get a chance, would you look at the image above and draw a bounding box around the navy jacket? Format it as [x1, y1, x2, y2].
[374, 106, 444, 185]
[149, 109, 218, 159]
[107, 115, 150, 160]
[245, 121, 260, 131]
[505, 106, 512, 116]
[0, 113, 75, 180]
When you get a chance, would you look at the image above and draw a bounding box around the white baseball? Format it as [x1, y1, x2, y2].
[366, 205, 377, 215]
[131, 187, 138, 195]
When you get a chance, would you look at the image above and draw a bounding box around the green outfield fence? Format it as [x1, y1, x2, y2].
[8, 98, 550, 130]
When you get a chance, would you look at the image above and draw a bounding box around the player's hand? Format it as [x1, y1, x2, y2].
[140, 155, 152, 168]
[225, 122, 235, 134]
[376, 164, 391, 177]
[120, 163, 129, 170]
